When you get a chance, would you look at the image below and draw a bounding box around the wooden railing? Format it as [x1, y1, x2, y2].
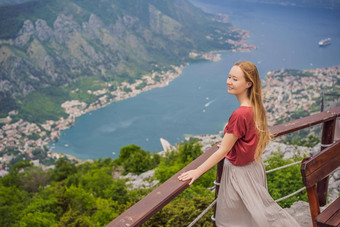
[107, 106, 340, 227]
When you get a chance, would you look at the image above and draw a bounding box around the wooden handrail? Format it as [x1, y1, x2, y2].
[270, 106, 340, 137]
[107, 106, 340, 227]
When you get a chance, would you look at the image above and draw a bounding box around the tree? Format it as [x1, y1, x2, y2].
[102, 179, 129, 204]
[53, 185, 96, 226]
[91, 198, 120, 226]
[53, 158, 77, 181]
[178, 139, 203, 164]
[9, 159, 32, 173]
[64, 185, 96, 214]
[0, 160, 32, 188]
[19, 187, 62, 219]
[0, 185, 29, 226]
[79, 168, 113, 198]
[20, 167, 51, 193]
[59, 207, 94, 227]
[19, 212, 57, 227]
[78, 168, 129, 203]
[116, 144, 156, 174]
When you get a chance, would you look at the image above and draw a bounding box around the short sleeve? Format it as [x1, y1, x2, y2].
[224, 111, 247, 138]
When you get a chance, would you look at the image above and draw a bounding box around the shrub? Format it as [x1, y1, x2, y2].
[115, 144, 159, 175]
[265, 151, 308, 208]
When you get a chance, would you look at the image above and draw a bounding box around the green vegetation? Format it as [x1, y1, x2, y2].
[0, 158, 142, 226]
[279, 120, 322, 148]
[114, 144, 160, 175]
[16, 87, 69, 123]
[265, 150, 308, 208]
[13, 76, 111, 123]
[288, 133, 321, 148]
[0, 95, 17, 118]
[0, 140, 309, 226]
[67, 76, 107, 104]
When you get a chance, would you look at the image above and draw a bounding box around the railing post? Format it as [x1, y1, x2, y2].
[213, 158, 224, 227]
[317, 118, 336, 206]
[306, 186, 321, 227]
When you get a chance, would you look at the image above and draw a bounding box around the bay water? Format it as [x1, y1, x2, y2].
[52, 1, 340, 159]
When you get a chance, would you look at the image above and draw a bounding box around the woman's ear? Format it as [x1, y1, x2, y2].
[247, 82, 252, 88]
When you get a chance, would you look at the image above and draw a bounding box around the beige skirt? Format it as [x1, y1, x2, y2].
[215, 158, 300, 227]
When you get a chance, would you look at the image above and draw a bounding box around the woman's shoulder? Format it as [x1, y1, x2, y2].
[233, 106, 253, 116]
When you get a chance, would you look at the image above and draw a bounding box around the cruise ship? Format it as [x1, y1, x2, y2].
[318, 38, 331, 47]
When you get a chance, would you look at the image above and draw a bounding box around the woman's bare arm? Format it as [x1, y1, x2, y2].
[178, 133, 238, 185]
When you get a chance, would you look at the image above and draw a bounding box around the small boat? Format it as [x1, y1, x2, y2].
[318, 38, 331, 47]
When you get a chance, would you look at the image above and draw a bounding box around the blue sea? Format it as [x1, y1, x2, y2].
[52, 1, 340, 160]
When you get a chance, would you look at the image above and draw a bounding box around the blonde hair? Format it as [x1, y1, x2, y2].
[234, 61, 272, 162]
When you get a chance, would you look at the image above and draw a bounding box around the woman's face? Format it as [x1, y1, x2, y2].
[226, 65, 251, 96]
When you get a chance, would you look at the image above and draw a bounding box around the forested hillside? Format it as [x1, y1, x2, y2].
[0, 140, 307, 226]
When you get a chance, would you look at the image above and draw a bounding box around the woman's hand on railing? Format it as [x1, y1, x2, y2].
[179, 138, 232, 186]
[178, 169, 202, 185]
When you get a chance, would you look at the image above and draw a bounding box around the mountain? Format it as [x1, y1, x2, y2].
[0, 0, 243, 119]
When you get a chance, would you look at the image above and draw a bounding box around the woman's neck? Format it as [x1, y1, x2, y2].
[236, 94, 251, 107]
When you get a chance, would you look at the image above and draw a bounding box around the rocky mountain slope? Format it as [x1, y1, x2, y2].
[0, 0, 243, 116]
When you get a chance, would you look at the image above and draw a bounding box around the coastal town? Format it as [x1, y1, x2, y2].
[262, 66, 340, 126]
[0, 64, 186, 175]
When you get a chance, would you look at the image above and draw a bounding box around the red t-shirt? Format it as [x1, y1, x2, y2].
[224, 106, 258, 166]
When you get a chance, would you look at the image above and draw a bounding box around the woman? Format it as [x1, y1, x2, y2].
[178, 61, 300, 226]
